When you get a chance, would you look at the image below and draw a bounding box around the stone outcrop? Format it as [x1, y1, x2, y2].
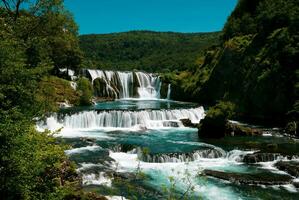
[180, 118, 197, 128]
[225, 122, 262, 136]
[202, 169, 292, 185]
[275, 161, 299, 177]
[243, 152, 281, 163]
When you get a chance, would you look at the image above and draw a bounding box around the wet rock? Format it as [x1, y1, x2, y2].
[80, 137, 97, 144]
[93, 77, 118, 99]
[110, 144, 137, 153]
[163, 121, 180, 127]
[111, 172, 163, 199]
[132, 71, 140, 98]
[160, 82, 169, 99]
[243, 152, 281, 163]
[93, 97, 115, 103]
[203, 169, 292, 185]
[139, 148, 225, 163]
[225, 122, 263, 136]
[275, 161, 299, 177]
[180, 118, 197, 128]
[293, 181, 299, 188]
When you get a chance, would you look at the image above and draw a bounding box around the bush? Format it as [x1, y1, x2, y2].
[199, 101, 235, 138]
[36, 76, 79, 112]
[77, 78, 93, 106]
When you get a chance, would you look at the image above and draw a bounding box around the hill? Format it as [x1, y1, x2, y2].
[165, 0, 298, 130]
[79, 31, 220, 72]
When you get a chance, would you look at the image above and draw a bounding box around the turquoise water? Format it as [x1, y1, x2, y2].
[45, 100, 299, 199]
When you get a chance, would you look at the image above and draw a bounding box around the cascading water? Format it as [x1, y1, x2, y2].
[39, 107, 205, 131]
[87, 69, 161, 99]
[36, 69, 299, 199]
[166, 84, 171, 100]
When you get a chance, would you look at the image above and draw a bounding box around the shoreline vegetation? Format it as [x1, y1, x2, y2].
[0, 0, 298, 199]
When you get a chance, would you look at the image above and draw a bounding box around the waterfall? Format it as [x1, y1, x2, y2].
[87, 69, 161, 99]
[166, 84, 171, 100]
[138, 148, 226, 163]
[39, 107, 205, 130]
[135, 71, 161, 99]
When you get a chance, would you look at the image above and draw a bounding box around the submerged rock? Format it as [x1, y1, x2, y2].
[202, 169, 292, 185]
[110, 144, 138, 153]
[243, 152, 281, 163]
[275, 161, 299, 177]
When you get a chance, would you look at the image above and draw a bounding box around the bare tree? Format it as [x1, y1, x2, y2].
[0, 0, 46, 21]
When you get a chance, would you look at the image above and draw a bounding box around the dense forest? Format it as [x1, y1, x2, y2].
[162, 0, 298, 133]
[0, 0, 100, 199]
[79, 31, 220, 72]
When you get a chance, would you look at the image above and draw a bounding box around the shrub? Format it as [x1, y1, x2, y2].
[77, 78, 93, 106]
[199, 101, 235, 138]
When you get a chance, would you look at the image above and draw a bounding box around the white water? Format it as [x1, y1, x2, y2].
[38, 107, 205, 131]
[82, 172, 112, 187]
[166, 84, 171, 100]
[87, 69, 161, 99]
[65, 145, 101, 155]
[109, 151, 249, 200]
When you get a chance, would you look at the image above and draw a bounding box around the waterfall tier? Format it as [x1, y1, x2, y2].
[138, 148, 226, 163]
[39, 107, 205, 130]
[87, 69, 161, 99]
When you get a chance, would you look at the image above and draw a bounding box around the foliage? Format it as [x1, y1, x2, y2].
[166, 0, 299, 125]
[77, 77, 93, 106]
[0, 1, 86, 199]
[199, 101, 235, 138]
[36, 76, 80, 113]
[80, 31, 220, 72]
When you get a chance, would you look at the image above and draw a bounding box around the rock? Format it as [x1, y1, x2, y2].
[160, 82, 169, 99]
[293, 181, 299, 188]
[202, 169, 292, 185]
[275, 161, 299, 177]
[225, 122, 263, 136]
[180, 118, 197, 128]
[139, 148, 225, 163]
[93, 77, 118, 99]
[80, 137, 97, 144]
[243, 152, 281, 163]
[285, 121, 299, 137]
[110, 144, 137, 153]
[93, 97, 115, 103]
[132, 71, 140, 98]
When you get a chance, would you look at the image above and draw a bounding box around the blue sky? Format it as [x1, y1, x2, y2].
[64, 0, 238, 35]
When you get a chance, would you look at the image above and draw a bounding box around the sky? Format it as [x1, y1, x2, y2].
[64, 0, 238, 35]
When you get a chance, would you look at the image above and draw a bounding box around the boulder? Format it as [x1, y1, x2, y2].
[202, 169, 292, 185]
[180, 118, 197, 128]
[275, 161, 299, 177]
[243, 152, 281, 163]
[225, 122, 262, 136]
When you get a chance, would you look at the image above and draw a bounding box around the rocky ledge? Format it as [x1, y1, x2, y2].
[243, 152, 281, 163]
[274, 161, 299, 177]
[180, 118, 197, 128]
[202, 169, 293, 185]
[225, 122, 263, 136]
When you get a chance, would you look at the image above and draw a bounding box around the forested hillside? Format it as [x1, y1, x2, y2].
[167, 0, 298, 130]
[79, 31, 220, 72]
